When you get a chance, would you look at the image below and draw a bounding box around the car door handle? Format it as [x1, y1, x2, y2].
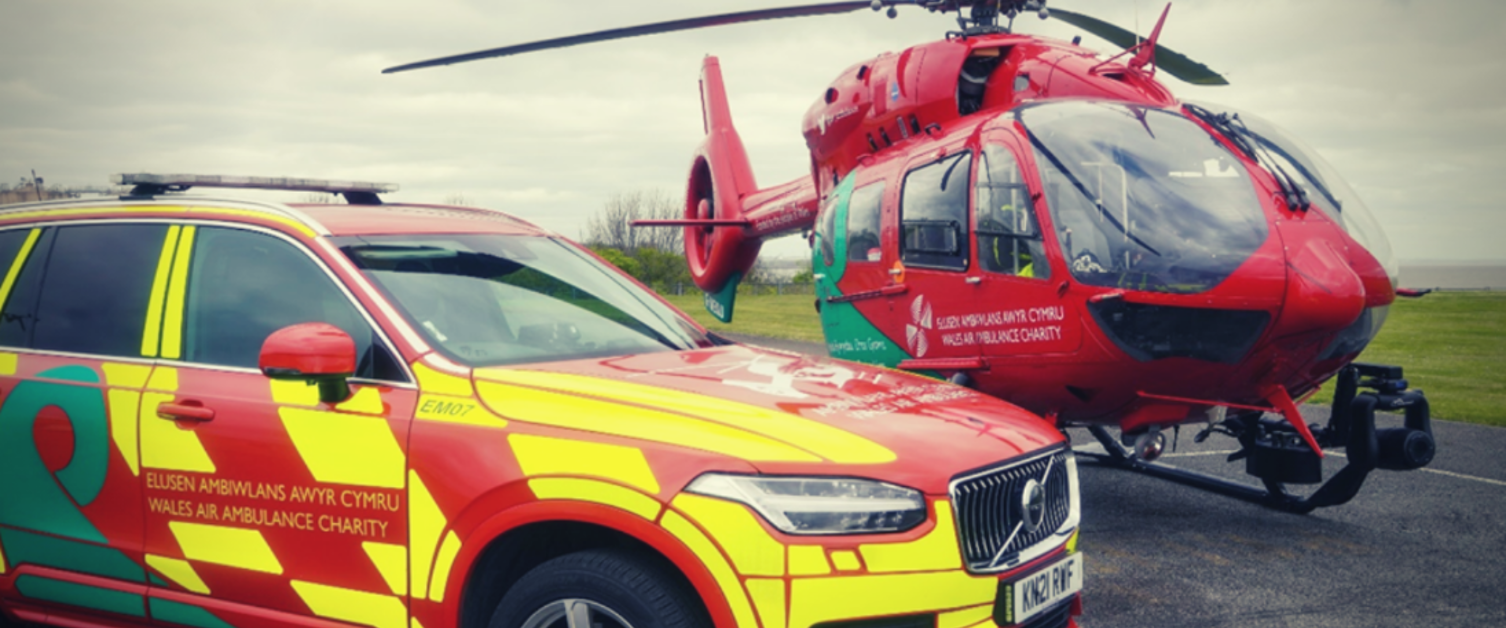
[157, 402, 215, 422]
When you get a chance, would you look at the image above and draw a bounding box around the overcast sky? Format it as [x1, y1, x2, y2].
[3, 0, 1502, 265]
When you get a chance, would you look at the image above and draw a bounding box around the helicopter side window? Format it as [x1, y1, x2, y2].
[816, 193, 839, 267]
[900, 151, 972, 270]
[846, 181, 885, 262]
[976, 143, 1049, 280]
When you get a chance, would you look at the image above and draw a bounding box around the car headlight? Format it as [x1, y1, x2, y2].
[686, 474, 927, 535]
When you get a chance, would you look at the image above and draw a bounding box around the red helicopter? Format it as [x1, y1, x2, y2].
[385, 0, 1436, 512]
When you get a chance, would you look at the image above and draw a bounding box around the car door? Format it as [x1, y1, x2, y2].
[137, 223, 418, 628]
[0, 222, 168, 623]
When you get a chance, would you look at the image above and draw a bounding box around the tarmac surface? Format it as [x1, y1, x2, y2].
[722, 332, 1506, 628]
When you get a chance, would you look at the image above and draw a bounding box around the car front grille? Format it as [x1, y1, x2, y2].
[951, 448, 1075, 573]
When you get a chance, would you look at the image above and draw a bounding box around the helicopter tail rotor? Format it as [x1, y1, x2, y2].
[681, 57, 763, 297]
[629, 57, 763, 321]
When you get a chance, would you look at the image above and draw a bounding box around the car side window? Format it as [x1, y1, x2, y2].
[900, 151, 972, 270]
[976, 143, 1050, 280]
[182, 227, 405, 381]
[0, 224, 169, 356]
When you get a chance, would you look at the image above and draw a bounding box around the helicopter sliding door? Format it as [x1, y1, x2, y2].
[812, 169, 912, 367]
[881, 139, 986, 366]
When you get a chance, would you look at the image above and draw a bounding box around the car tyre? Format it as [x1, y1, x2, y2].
[488, 549, 709, 628]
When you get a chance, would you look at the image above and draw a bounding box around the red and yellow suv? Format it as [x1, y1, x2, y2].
[0, 174, 1083, 628]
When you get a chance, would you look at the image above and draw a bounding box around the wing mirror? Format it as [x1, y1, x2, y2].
[259, 322, 356, 404]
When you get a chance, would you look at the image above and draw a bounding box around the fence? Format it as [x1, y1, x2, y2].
[666, 282, 816, 296]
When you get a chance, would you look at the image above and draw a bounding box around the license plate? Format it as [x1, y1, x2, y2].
[998, 553, 1083, 625]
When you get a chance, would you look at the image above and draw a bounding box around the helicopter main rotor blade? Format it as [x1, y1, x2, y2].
[383, 1, 919, 74]
[1049, 8, 1228, 86]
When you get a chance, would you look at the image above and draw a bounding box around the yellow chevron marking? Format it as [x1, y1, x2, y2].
[510, 434, 659, 493]
[1067, 528, 1079, 554]
[787, 545, 831, 576]
[103, 363, 152, 476]
[412, 363, 473, 397]
[361, 542, 407, 596]
[938, 604, 994, 628]
[145, 555, 210, 594]
[859, 502, 962, 572]
[339, 387, 386, 415]
[182, 207, 317, 238]
[426, 532, 461, 603]
[475, 381, 818, 463]
[660, 511, 759, 628]
[103, 363, 152, 388]
[140, 367, 213, 471]
[788, 571, 996, 628]
[141, 225, 180, 357]
[671, 494, 784, 576]
[147, 366, 178, 392]
[411, 618, 427, 628]
[0, 229, 40, 313]
[280, 408, 404, 488]
[290, 580, 406, 628]
[0, 352, 15, 376]
[169, 522, 282, 574]
[408, 472, 445, 599]
[106, 388, 143, 476]
[270, 380, 320, 406]
[829, 550, 861, 572]
[141, 385, 216, 474]
[160, 226, 196, 360]
[527, 478, 662, 520]
[0, 536, 7, 573]
[746, 578, 787, 628]
[475, 369, 895, 464]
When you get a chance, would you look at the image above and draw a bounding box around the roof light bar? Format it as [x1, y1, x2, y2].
[111, 173, 399, 195]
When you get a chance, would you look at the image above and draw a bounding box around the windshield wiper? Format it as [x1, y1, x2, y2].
[1026, 131, 1161, 258]
[1185, 104, 1310, 212]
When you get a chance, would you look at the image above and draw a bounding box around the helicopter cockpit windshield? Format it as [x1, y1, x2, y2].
[1021, 101, 1267, 294]
[1183, 100, 1399, 286]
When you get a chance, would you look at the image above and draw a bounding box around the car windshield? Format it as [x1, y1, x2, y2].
[336, 234, 707, 367]
[1020, 101, 1268, 293]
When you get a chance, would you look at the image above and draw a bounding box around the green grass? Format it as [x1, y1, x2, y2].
[661, 293, 825, 344]
[1307, 292, 1506, 426]
[660, 291, 1506, 426]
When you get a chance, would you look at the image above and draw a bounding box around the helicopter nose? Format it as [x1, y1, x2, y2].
[1276, 238, 1366, 337]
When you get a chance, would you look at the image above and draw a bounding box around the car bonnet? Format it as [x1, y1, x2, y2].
[469, 344, 1065, 494]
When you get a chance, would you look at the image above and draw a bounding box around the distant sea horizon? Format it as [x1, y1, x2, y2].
[1400, 262, 1506, 290]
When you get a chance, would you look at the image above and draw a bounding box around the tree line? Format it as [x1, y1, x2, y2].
[580, 191, 697, 292]
[0, 175, 80, 204]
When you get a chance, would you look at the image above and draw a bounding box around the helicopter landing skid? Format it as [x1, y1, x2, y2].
[1078, 363, 1435, 514]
